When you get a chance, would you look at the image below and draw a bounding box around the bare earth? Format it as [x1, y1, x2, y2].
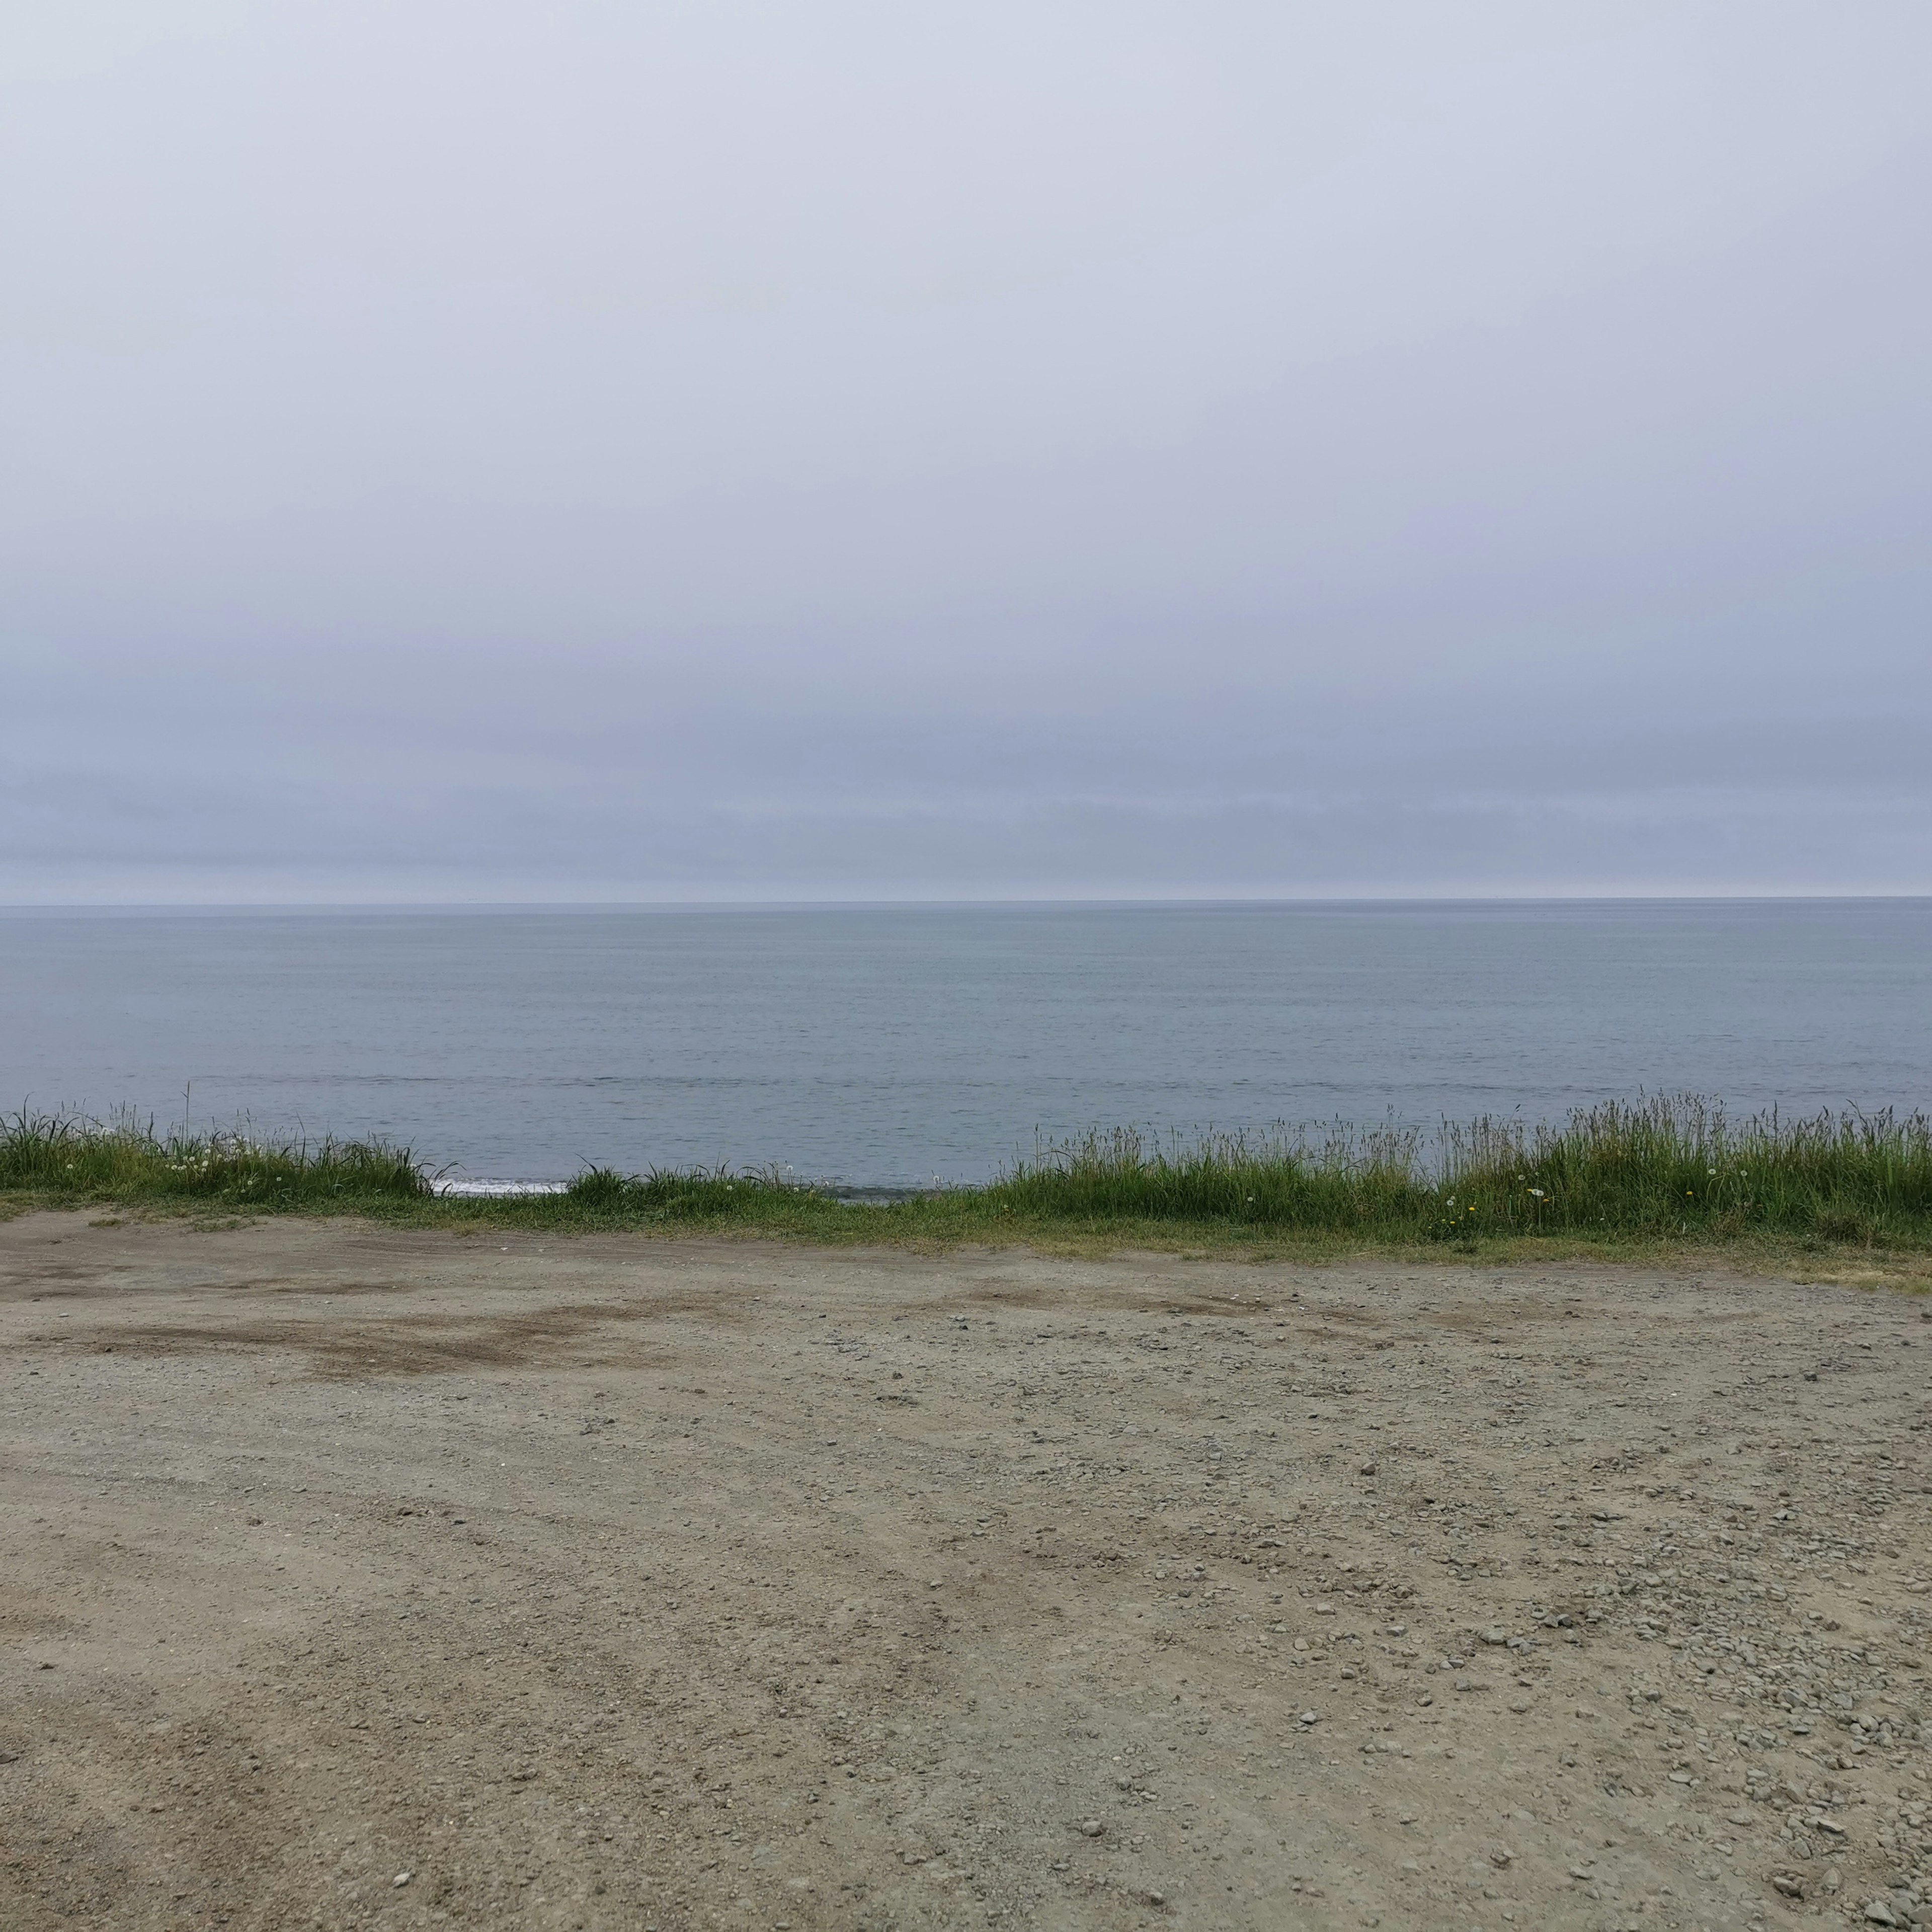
[3, 1217, 1929, 1932]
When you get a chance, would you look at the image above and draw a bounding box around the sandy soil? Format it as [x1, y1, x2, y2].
[2, 1216, 1929, 1932]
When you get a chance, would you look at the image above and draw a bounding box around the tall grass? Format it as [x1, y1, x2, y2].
[1424, 1096, 1932, 1243]
[6, 1095, 1930, 1248]
[0, 1109, 430, 1208]
[986, 1096, 1932, 1243]
[982, 1122, 1428, 1228]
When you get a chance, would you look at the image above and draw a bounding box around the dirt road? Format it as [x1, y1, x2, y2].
[2, 1215, 1928, 1931]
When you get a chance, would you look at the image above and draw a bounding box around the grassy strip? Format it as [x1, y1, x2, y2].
[4, 1097, 1931, 1261]
[0, 1110, 431, 1213]
[986, 1100, 1932, 1245]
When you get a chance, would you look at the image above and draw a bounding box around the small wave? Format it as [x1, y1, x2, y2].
[433, 1179, 571, 1197]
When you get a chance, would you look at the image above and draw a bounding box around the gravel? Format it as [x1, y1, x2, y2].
[1, 1212, 1927, 1929]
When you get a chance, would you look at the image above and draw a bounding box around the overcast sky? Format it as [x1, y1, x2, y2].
[4, 3, 1928, 901]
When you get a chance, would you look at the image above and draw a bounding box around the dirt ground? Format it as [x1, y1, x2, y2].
[2, 1216, 1929, 1932]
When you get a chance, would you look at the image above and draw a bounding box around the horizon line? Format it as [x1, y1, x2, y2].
[4, 890, 1930, 914]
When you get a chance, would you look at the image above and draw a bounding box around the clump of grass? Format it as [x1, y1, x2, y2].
[0, 1108, 430, 1209]
[561, 1164, 819, 1223]
[975, 1096, 1932, 1246]
[1428, 1096, 1932, 1245]
[982, 1122, 1427, 1229]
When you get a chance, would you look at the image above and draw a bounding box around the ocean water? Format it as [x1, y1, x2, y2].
[3, 901, 1928, 1188]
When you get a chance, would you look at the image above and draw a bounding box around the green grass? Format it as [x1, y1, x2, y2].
[0, 1110, 431, 1213]
[5, 1096, 1931, 1263]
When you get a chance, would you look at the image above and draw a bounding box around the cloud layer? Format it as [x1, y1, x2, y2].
[4, 3, 1928, 898]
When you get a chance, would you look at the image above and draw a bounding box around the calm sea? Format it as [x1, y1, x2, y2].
[2, 902, 1927, 1188]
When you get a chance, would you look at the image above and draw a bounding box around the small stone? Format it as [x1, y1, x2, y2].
[1479, 1627, 1508, 1646]
[1359, 1461, 1379, 1476]
[1143, 1891, 1166, 1907]
[1298, 1710, 1319, 1725]
[1863, 1904, 1897, 1926]
[1728, 1810, 1754, 1826]
[1079, 1819, 1104, 1837]
[393, 1872, 413, 1889]
[1771, 1875, 1804, 1899]
[1487, 1844, 1514, 1869]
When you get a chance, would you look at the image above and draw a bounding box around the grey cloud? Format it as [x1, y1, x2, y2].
[2, 3, 1928, 899]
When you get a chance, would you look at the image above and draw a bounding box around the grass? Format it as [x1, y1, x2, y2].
[0, 1109, 431, 1213]
[4, 1097, 1931, 1272]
